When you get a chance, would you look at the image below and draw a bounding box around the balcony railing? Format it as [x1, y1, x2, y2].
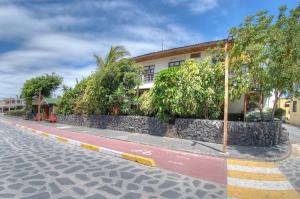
[141, 73, 156, 83]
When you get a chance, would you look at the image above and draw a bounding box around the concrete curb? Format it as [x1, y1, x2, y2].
[12, 123, 156, 167]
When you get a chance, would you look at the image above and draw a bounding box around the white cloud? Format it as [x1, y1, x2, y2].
[164, 0, 218, 14]
[0, 0, 204, 98]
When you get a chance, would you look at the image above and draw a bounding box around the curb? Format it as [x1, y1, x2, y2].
[11, 122, 156, 167]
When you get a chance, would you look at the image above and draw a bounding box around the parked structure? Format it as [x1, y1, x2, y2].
[32, 96, 59, 120]
[133, 39, 246, 120]
[0, 98, 25, 113]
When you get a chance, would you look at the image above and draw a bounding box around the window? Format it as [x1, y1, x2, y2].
[190, 53, 201, 59]
[142, 65, 155, 82]
[293, 101, 297, 112]
[168, 60, 184, 67]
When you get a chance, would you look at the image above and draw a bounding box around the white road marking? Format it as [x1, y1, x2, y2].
[228, 177, 294, 190]
[227, 164, 281, 174]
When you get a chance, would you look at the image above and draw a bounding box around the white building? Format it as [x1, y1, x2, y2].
[133, 39, 247, 120]
[0, 98, 25, 113]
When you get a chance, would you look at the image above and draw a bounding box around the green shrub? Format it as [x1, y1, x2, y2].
[152, 67, 181, 122]
[274, 108, 286, 119]
[5, 109, 27, 117]
[152, 58, 226, 122]
[138, 90, 155, 116]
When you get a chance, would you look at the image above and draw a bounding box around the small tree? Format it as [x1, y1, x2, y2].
[21, 73, 63, 107]
[57, 78, 90, 115]
[152, 67, 181, 122]
[83, 46, 141, 115]
[230, 4, 300, 120]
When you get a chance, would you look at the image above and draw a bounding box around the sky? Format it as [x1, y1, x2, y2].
[0, 0, 298, 98]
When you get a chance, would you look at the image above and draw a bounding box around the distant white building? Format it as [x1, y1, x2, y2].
[0, 98, 25, 113]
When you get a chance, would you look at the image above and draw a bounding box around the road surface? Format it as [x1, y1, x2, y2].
[0, 122, 225, 199]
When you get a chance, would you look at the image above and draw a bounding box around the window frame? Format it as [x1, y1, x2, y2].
[293, 101, 297, 112]
[168, 60, 185, 68]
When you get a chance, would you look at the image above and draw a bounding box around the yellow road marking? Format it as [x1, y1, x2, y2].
[228, 170, 287, 181]
[121, 153, 156, 167]
[80, 143, 100, 152]
[228, 185, 300, 199]
[41, 132, 49, 137]
[56, 136, 68, 143]
[228, 159, 277, 168]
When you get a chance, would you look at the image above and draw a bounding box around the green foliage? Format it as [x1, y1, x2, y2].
[179, 59, 225, 119]
[57, 78, 90, 115]
[230, 3, 300, 119]
[152, 57, 231, 122]
[20, 73, 63, 107]
[274, 108, 286, 119]
[152, 67, 180, 122]
[5, 109, 26, 117]
[138, 90, 155, 116]
[82, 46, 141, 115]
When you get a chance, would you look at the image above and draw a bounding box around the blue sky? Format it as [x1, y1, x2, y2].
[0, 0, 298, 98]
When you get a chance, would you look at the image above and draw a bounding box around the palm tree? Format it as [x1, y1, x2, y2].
[94, 46, 130, 68]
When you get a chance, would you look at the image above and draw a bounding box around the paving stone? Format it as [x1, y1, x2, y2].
[56, 177, 75, 185]
[120, 192, 142, 199]
[20, 192, 50, 199]
[72, 187, 86, 195]
[8, 183, 23, 190]
[160, 190, 181, 198]
[22, 187, 37, 194]
[127, 183, 139, 190]
[63, 165, 84, 174]
[203, 183, 216, 190]
[158, 180, 177, 189]
[0, 193, 16, 198]
[85, 193, 107, 199]
[120, 172, 135, 179]
[98, 185, 122, 195]
[49, 182, 61, 194]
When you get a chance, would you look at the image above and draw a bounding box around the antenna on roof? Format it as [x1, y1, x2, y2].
[159, 29, 166, 51]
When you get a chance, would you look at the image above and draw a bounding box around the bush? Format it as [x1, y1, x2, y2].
[152, 67, 181, 122]
[5, 109, 27, 117]
[57, 78, 89, 115]
[152, 58, 226, 122]
[138, 90, 155, 116]
[274, 108, 286, 119]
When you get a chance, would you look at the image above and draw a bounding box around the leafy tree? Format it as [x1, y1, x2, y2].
[20, 73, 63, 107]
[178, 58, 225, 119]
[138, 90, 155, 116]
[152, 55, 235, 122]
[152, 67, 180, 122]
[230, 4, 300, 120]
[82, 46, 141, 115]
[57, 78, 90, 115]
[94, 46, 130, 69]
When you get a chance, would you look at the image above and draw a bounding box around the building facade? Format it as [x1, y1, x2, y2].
[290, 99, 300, 126]
[0, 98, 25, 113]
[133, 39, 245, 119]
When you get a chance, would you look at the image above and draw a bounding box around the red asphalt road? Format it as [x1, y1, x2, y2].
[2, 118, 226, 184]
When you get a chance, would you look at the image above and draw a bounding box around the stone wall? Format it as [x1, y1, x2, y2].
[57, 115, 288, 147]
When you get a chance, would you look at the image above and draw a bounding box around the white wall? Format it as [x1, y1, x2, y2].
[229, 95, 244, 114]
[138, 50, 211, 75]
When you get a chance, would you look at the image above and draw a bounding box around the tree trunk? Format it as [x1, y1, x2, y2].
[258, 93, 264, 122]
[271, 91, 280, 121]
